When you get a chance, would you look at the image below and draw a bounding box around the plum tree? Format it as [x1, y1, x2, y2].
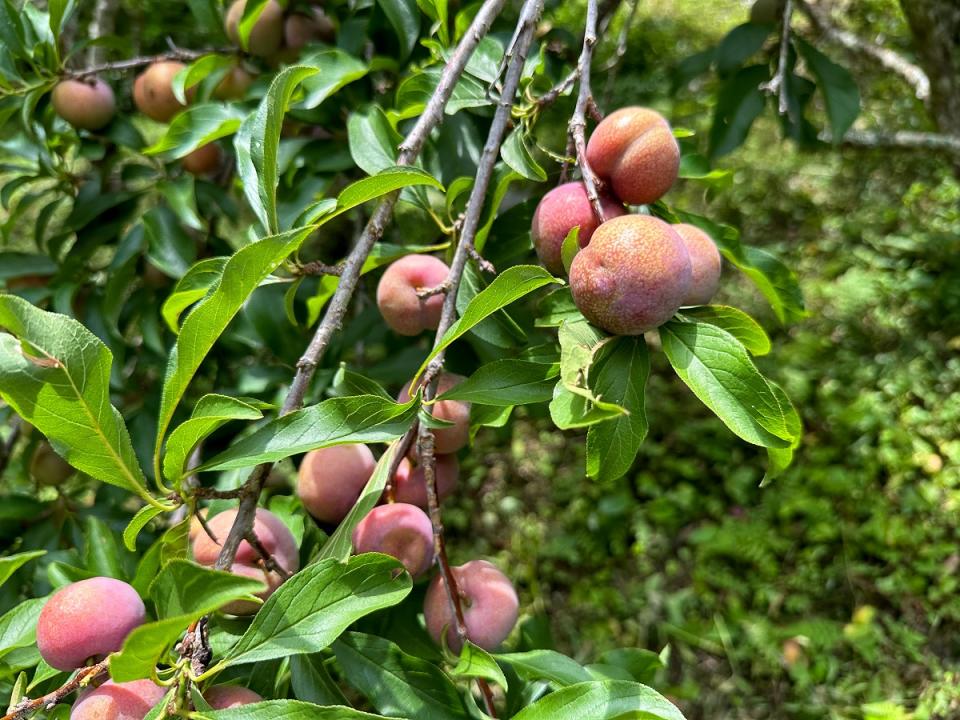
[204, 685, 263, 709]
[30, 441, 74, 486]
[181, 144, 223, 176]
[585, 107, 680, 206]
[391, 453, 459, 508]
[398, 374, 470, 453]
[225, 0, 284, 57]
[376, 254, 450, 336]
[133, 62, 189, 123]
[673, 223, 722, 305]
[37, 577, 146, 671]
[530, 182, 625, 275]
[70, 680, 166, 720]
[297, 444, 377, 524]
[569, 215, 692, 335]
[213, 65, 255, 100]
[51, 78, 115, 130]
[352, 503, 435, 578]
[191, 508, 299, 614]
[423, 560, 518, 653]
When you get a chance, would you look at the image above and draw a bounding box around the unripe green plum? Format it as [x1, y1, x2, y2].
[30, 441, 74, 486]
[226, 0, 285, 57]
[530, 182, 625, 275]
[423, 560, 518, 653]
[297, 444, 377, 524]
[352, 503, 435, 578]
[70, 680, 166, 720]
[191, 508, 300, 614]
[37, 577, 146, 671]
[133, 62, 189, 123]
[181, 144, 223, 176]
[673, 223, 722, 305]
[376, 255, 450, 336]
[391, 453, 459, 508]
[569, 215, 692, 335]
[585, 107, 680, 205]
[204, 686, 263, 709]
[398, 374, 470, 453]
[51, 78, 116, 131]
[213, 66, 256, 100]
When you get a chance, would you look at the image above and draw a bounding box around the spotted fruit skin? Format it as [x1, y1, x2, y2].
[673, 223, 722, 305]
[569, 215, 692, 335]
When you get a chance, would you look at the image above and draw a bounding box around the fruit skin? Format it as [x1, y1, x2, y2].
[352, 503, 435, 578]
[30, 441, 74, 486]
[204, 685, 263, 709]
[391, 453, 459, 508]
[226, 0, 285, 57]
[181, 144, 223, 176]
[51, 78, 115, 131]
[297, 444, 378, 524]
[285, 9, 335, 49]
[398, 374, 470, 453]
[423, 560, 519, 653]
[37, 577, 146, 671]
[70, 680, 166, 720]
[133, 62, 189, 123]
[585, 107, 680, 205]
[569, 215, 692, 335]
[531, 182, 625, 275]
[672, 223, 722, 305]
[376, 255, 450, 336]
[213, 66, 255, 100]
[191, 508, 300, 614]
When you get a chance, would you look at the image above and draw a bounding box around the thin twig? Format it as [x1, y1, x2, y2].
[569, 0, 608, 223]
[212, 0, 510, 573]
[67, 49, 225, 78]
[414, 1, 544, 716]
[759, 0, 794, 116]
[86, 0, 116, 67]
[416, 282, 451, 300]
[601, 0, 639, 107]
[822, 128, 960, 153]
[537, 69, 578, 108]
[296, 260, 344, 277]
[245, 531, 294, 579]
[1, 660, 110, 720]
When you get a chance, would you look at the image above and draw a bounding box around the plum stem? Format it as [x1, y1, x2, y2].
[759, 0, 795, 117]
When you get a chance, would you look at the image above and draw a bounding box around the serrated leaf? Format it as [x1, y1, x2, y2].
[438, 359, 557, 406]
[123, 506, 166, 552]
[501, 128, 546, 181]
[495, 649, 592, 687]
[145, 103, 246, 158]
[511, 680, 686, 720]
[203, 700, 393, 720]
[450, 641, 508, 691]
[348, 106, 401, 176]
[680, 306, 771, 355]
[161, 257, 229, 333]
[171, 54, 233, 105]
[299, 50, 369, 109]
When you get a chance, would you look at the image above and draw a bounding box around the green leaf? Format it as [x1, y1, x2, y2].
[171, 54, 234, 104]
[586, 337, 650, 483]
[709, 65, 769, 158]
[593, 648, 666, 685]
[495, 649, 593, 687]
[335, 167, 443, 212]
[299, 50, 369, 109]
[123, 506, 166, 552]
[162, 394, 263, 483]
[715, 23, 771, 75]
[795, 37, 860, 140]
[84, 516, 127, 579]
[253, 65, 320, 233]
[0, 551, 45, 590]
[560, 226, 580, 275]
[0, 296, 157, 503]
[161, 257, 228, 333]
[145, 103, 246, 158]
[680, 306, 771, 356]
[333, 632, 469, 719]
[660, 318, 796, 448]
[450, 641, 508, 691]
[413, 266, 561, 382]
[416, 0, 449, 44]
[155, 226, 312, 471]
[111, 562, 264, 682]
[221, 555, 411, 667]
[762, 378, 802, 485]
[438, 360, 557, 406]
[375, 0, 420, 59]
[501, 128, 546, 181]
[204, 700, 393, 720]
[348, 106, 401, 175]
[198, 395, 416, 472]
[0, 599, 44, 661]
[395, 68, 490, 117]
[290, 655, 350, 706]
[511, 680, 686, 720]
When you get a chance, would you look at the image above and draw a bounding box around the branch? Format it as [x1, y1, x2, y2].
[601, 0, 640, 107]
[795, 0, 930, 103]
[86, 0, 117, 66]
[759, 0, 795, 116]
[413, 1, 544, 716]
[212, 0, 510, 572]
[67, 48, 224, 78]
[823, 128, 960, 152]
[569, 0, 608, 223]
[296, 260, 343, 277]
[1, 660, 109, 720]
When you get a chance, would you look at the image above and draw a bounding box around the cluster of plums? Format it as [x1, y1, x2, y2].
[532, 106, 723, 335]
[49, 0, 333, 174]
[34, 576, 263, 719]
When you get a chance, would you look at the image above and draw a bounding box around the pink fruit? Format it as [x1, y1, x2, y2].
[376, 255, 450, 336]
[398, 374, 470, 454]
[204, 685, 263, 709]
[673, 223, 722, 305]
[297, 444, 378, 524]
[70, 680, 166, 720]
[352, 503, 435, 578]
[391, 453, 459, 508]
